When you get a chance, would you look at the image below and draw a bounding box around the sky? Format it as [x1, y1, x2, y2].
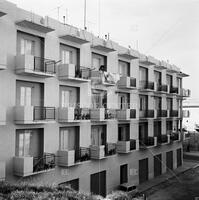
[8, 0, 199, 101]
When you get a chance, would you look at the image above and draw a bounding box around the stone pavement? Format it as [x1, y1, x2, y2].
[138, 160, 199, 193]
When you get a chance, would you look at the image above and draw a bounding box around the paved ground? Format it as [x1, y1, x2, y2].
[139, 160, 199, 200]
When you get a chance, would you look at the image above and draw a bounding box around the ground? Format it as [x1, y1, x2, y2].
[146, 165, 199, 200]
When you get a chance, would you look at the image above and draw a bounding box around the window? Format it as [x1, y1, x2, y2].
[166, 74, 172, 86]
[92, 53, 106, 71]
[60, 127, 77, 150]
[92, 90, 107, 108]
[118, 124, 130, 141]
[139, 95, 147, 111]
[20, 87, 31, 106]
[139, 67, 148, 82]
[20, 38, 35, 55]
[154, 71, 161, 85]
[119, 60, 130, 77]
[61, 90, 70, 108]
[118, 93, 130, 109]
[91, 126, 106, 146]
[154, 97, 161, 110]
[61, 49, 73, 64]
[16, 131, 31, 156]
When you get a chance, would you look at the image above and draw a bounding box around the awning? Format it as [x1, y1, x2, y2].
[0, 11, 6, 17]
[118, 53, 138, 60]
[60, 34, 89, 44]
[91, 45, 116, 53]
[16, 20, 54, 33]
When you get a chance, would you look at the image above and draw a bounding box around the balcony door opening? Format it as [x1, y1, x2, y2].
[118, 124, 130, 141]
[154, 71, 161, 88]
[91, 125, 106, 146]
[118, 93, 130, 109]
[166, 74, 173, 90]
[166, 120, 173, 134]
[92, 53, 107, 71]
[139, 95, 148, 117]
[139, 122, 148, 145]
[154, 121, 161, 141]
[92, 90, 107, 109]
[139, 66, 148, 88]
[119, 60, 130, 77]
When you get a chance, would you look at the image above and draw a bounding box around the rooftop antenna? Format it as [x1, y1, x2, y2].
[84, 0, 87, 30]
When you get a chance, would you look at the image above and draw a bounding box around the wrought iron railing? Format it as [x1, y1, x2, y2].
[157, 84, 168, 92]
[33, 106, 56, 121]
[139, 81, 154, 90]
[105, 109, 116, 119]
[75, 147, 91, 162]
[105, 143, 117, 156]
[33, 153, 55, 173]
[170, 86, 178, 94]
[130, 109, 136, 118]
[74, 108, 90, 120]
[75, 66, 91, 79]
[34, 56, 56, 74]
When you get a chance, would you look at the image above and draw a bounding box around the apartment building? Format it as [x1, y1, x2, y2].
[0, 0, 190, 197]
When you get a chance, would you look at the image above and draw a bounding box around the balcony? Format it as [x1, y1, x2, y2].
[139, 81, 154, 91]
[58, 107, 90, 123]
[139, 110, 154, 119]
[90, 145, 105, 159]
[157, 135, 169, 145]
[0, 106, 6, 125]
[0, 162, 5, 181]
[170, 86, 178, 94]
[117, 76, 136, 89]
[117, 109, 136, 121]
[105, 109, 116, 120]
[16, 55, 56, 77]
[182, 89, 191, 98]
[156, 84, 168, 93]
[155, 110, 167, 118]
[13, 153, 55, 177]
[90, 108, 116, 121]
[139, 137, 156, 150]
[90, 70, 116, 86]
[58, 64, 90, 82]
[117, 139, 136, 153]
[57, 147, 90, 167]
[170, 132, 180, 142]
[170, 110, 178, 117]
[105, 143, 117, 156]
[183, 132, 190, 141]
[14, 106, 56, 124]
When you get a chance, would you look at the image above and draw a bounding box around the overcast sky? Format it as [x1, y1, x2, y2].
[8, 0, 199, 101]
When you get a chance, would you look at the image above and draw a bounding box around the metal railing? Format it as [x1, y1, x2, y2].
[130, 78, 136, 87]
[170, 86, 178, 94]
[75, 147, 91, 162]
[130, 109, 136, 118]
[130, 139, 136, 150]
[157, 84, 168, 92]
[33, 106, 56, 121]
[170, 110, 178, 117]
[74, 108, 90, 120]
[139, 137, 154, 149]
[34, 56, 56, 74]
[33, 153, 55, 173]
[170, 132, 179, 141]
[157, 135, 168, 144]
[105, 143, 117, 156]
[105, 109, 116, 119]
[156, 110, 167, 118]
[139, 81, 154, 90]
[139, 110, 154, 118]
[75, 66, 91, 79]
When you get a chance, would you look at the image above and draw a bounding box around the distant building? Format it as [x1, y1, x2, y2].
[0, 0, 190, 196]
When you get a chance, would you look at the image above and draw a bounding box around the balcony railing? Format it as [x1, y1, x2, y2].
[139, 110, 154, 118]
[33, 153, 55, 173]
[139, 81, 154, 90]
[170, 86, 178, 94]
[170, 110, 178, 117]
[105, 109, 116, 120]
[182, 89, 191, 97]
[130, 139, 136, 151]
[74, 108, 90, 120]
[130, 78, 136, 87]
[33, 107, 56, 121]
[170, 132, 179, 141]
[157, 135, 168, 144]
[34, 57, 56, 74]
[75, 147, 91, 162]
[157, 84, 168, 92]
[118, 76, 136, 89]
[75, 66, 91, 80]
[139, 137, 155, 149]
[156, 110, 167, 118]
[130, 109, 136, 118]
[105, 143, 117, 156]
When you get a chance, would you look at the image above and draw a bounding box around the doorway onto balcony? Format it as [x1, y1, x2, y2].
[154, 121, 161, 142]
[139, 122, 148, 146]
[118, 124, 130, 141]
[91, 125, 106, 146]
[118, 93, 130, 109]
